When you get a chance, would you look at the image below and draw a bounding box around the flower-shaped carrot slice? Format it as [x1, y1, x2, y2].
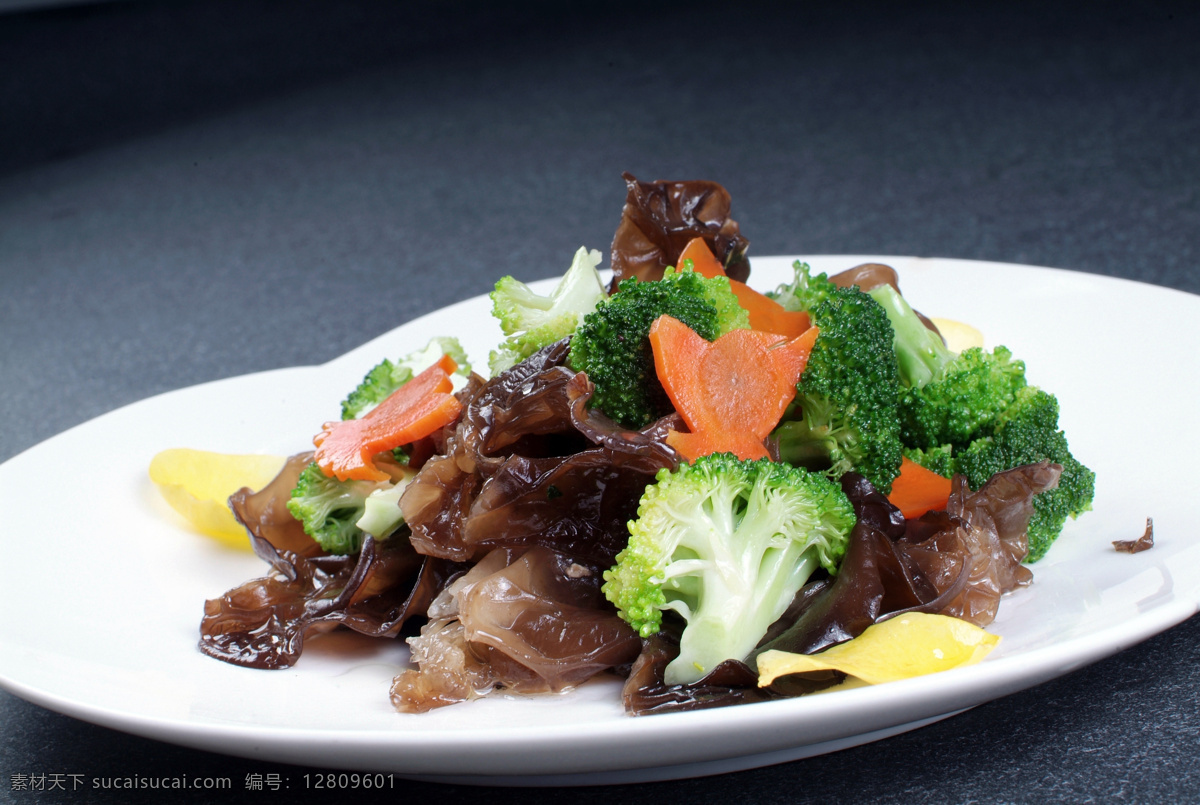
[313, 354, 462, 482]
[649, 314, 818, 462]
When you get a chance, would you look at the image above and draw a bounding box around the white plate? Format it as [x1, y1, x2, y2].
[2, 256, 1198, 786]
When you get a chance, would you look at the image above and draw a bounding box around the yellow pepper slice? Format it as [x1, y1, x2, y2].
[757, 612, 1000, 688]
[149, 448, 286, 549]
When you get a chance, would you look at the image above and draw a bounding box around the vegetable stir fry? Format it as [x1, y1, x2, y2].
[191, 174, 1095, 714]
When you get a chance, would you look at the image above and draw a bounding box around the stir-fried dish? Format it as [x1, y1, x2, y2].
[193, 174, 1096, 714]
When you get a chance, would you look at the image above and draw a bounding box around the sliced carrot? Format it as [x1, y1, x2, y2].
[649, 314, 817, 463]
[767, 325, 820, 385]
[314, 354, 462, 482]
[678, 237, 728, 279]
[887, 457, 953, 519]
[650, 315, 713, 428]
[733, 289, 812, 339]
[677, 237, 812, 338]
[691, 328, 805, 434]
[666, 429, 771, 462]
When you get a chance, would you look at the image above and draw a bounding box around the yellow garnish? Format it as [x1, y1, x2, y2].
[149, 448, 286, 549]
[757, 612, 999, 688]
[929, 317, 984, 352]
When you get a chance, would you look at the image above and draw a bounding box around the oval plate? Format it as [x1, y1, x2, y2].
[1, 256, 1197, 785]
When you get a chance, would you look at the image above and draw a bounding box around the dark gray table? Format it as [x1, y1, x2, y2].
[2, 1, 1198, 801]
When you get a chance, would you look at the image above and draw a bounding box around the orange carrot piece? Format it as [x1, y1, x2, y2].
[649, 315, 817, 462]
[887, 457, 953, 519]
[666, 429, 770, 463]
[692, 328, 803, 435]
[649, 315, 715, 431]
[314, 355, 462, 482]
[677, 237, 727, 279]
[677, 237, 812, 338]
[766, 323, 819, 383]
[733, 288, 812, 339]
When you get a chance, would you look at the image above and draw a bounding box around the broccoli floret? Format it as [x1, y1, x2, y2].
[602, 453, 855, 685]
[768, 260, 839, 313]
[867, 283, 958, 389]
[899, 346, 1029, 450]
[902, 443, 957, 478]
[953, 387, 1094, 561]
[286, 461, 413, 555]
[341, 336, 471, 420]
[865, 283, 1029, 450]
[488, 246, 608, 375]
[568, 266, 749, 429]
[312, 336, 459, 552]
[355, 482, 409, 539]
[907, 387, 1095, 561]
[772, 285, 904, 494]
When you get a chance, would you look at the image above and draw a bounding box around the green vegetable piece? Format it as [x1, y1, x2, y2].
[867, 283, 958, 389]
[603, 453, 855, 686]
[772, 285, 904, 494]
[768, 260, 838, 313]
[355, 482, 410, 539]
[899, 345, 1029, 450]
[286, 462, 404, 555]
[488, 246, 608, 375]
[341, 336, 470, 420]
[568, 266, 749, 429]
[906, 386, 1096, 561]
[952, 387, 1095, 561]
[902, 443, 957, 479]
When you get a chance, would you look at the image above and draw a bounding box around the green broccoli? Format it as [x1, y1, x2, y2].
[341, 336, 471, 421]
[866, 283, 958, 390]
[773, 263, 1092, 560]
[298, 336, 457, 553]
[287, 461, 414, 555]
[902, 443, 957, 479]
[915, 386, 1094, 561]
[864, 282, 1029, 450]
[567, 266, 749, 429]
[883, 290, 1094, 559]
[768, 260, 839, 313]
[602, 453, 855, 686]
[771, 285, 904, 494]
[488, 246, 609, 375]
[899, 345, 1029, 450]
